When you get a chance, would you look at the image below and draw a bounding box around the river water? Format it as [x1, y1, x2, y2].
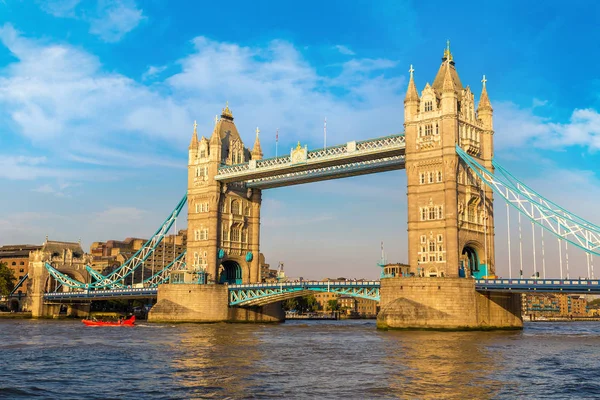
[1, 319, 599, 399]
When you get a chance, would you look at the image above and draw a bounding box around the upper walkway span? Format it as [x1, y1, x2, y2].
[215, 134, 406, 188]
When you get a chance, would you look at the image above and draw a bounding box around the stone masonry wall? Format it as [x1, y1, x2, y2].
[148, 284, 284, 323]
[378, 277, 522, 330]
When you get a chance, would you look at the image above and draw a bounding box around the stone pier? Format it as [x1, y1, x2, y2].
[148, 284, 284, 323]
[377, 277, 522, 330]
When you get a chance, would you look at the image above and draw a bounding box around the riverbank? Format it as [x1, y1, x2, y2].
[0, 312, 32, 319]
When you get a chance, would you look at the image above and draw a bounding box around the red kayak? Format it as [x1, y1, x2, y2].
[82, 316, 136, 326]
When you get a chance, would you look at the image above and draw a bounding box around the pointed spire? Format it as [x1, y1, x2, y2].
[251, 126, 263, 160]
[221, 101, 234, 121]
[442, 39, 453, 63]
[189, 120, 198, 148]
[478, 75, 492, 110]
[404, 64, 419, 103]
[442, 60, 456, 92]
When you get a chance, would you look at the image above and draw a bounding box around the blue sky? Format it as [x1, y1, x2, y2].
[0, 0, 599, 280]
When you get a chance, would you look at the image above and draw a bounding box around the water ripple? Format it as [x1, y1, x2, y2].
[1, 320, 599, 398]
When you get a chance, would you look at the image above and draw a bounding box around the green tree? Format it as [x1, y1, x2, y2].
[305, 295, 318, 312]
[283, 298, 299, 311]
[327, 299, 339, 311]
[0, 262, 16, 296]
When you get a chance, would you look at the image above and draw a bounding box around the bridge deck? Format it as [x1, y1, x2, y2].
[41, 279, 600, 304]
[215, 134, 406, 186]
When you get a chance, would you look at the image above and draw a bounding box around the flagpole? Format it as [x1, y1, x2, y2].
[276, 128, 279, 159]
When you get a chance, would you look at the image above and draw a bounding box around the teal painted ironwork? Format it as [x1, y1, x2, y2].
[456, 145, 600, 256]
[142, 250, 187, 287]
[87, 267, 125, 288]
[9, 273, 28, 296]
[45, 263, 90, 289]
[228, 281, 380, 306]
[44, 194, 188, 290]
[86, 194, 188, 288]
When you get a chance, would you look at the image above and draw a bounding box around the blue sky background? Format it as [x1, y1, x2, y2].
[0, 0, 599, 279]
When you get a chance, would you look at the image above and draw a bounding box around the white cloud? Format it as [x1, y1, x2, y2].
[89, 0, 146, 43]
[495, 102, 600, 151]
[38, 0, 145, 42]
[39, 0, 81, 17]
[141, 65, 167, 80]
[334, 45, 355, 56]
[0, 27, 405, 178]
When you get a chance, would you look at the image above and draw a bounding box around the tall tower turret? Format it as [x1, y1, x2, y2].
[404, 65, 419, 122]
[251, 127, 264, 160]
[405, 43, 495, 279]
[186, 103, 263, 285]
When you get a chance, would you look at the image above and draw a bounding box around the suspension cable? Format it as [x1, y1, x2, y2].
[174, 217, 177, 267]
[507, 203, 512, 279]
[558, 224, 563, 279]
[592, 254, 595, 279]
[482, 186, 488, 276]
[531, 207, 537, 278]
[541, 226, 546, 279]
[586, 231, 591, 279]
[519, 212, 524, 278]
[566, 240, 570, 279]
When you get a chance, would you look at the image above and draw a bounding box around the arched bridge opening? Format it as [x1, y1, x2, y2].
[228, 281, 380, 307]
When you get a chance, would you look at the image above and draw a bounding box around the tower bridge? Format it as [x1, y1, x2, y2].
[26, 44, 600, 330]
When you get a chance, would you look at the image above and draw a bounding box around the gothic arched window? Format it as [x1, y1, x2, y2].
[231, 200, 241, 215]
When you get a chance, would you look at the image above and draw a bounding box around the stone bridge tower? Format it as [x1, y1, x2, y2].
[404, 44, 495, 279]
[27, 239, 93, 317]
[187, 104, 262, 285]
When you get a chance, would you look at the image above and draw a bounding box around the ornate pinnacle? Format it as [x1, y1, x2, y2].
[221, 101, 233, 120]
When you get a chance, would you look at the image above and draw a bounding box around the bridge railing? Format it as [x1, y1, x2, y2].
[229, 280, 381, 289]
[216, 134, 405, 176]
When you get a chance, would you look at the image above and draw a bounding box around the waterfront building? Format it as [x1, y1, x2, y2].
[89, 230, 187, 281]
[0, 244, 42, 294]
[523, 293, 589, 318]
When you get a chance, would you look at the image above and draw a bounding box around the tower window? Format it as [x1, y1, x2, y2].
[200, 228, 208, 240]
[428, 172, 434, 183]
[436, 123, 439, 135]
[232, 227, 241, 242]
[424, 101, 433, 112]
[421, 208, 427, 221]
[437, 234, 443, 243]
[425, 125, 433, 136]
[200, 150, 206, 158]
[222, 225, 229, 241]
[429, 241, 435, 252]
[420, 173, 425, 184]
[429, 208, 436, 220]
[437, 171, 443, 182]
[420, 235, 426, 244]
[231, 200, 241, 215]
